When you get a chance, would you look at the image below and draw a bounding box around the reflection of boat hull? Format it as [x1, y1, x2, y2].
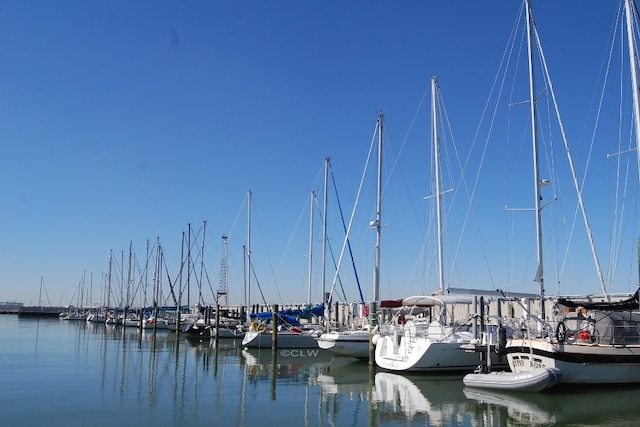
[464, 384, 640, 426]
[242, 330, 320, 348]
[375, 372, 431, 416]
[463, 367, 562, 392]
[316, 358, 372, 395]
[242, 348, 335, 366]
[374, 372, 468, 423]
[464, 388, 557, 425]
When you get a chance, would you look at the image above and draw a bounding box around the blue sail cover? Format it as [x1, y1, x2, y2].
[250, 303, 325, 324]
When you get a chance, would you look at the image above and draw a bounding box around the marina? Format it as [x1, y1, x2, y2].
[5, 1, 640, 424]
[4, 314, 640, 426]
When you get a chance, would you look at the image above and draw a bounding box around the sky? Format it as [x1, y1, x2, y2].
[1, 0, 640, 309]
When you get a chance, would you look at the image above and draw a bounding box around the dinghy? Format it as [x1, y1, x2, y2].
[463, 366, 562, 392]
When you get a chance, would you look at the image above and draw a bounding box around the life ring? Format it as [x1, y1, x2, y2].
[290, 326, 302, 334]
[555, 321, 567, 343]
[397, 314, 406, 325]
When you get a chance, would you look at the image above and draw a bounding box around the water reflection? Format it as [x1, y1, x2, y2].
[242, 347, 334, 383]
[11, 317, 640, 426]
[465, 385, 640, 426]
[316, 357, 371, 395]
[374, 372, 470, 424]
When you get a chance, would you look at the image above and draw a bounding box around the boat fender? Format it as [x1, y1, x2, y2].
[496, 325, 507, 355]
[555, 321, 567, 343]
[371, 334, 380, 346]
[290, 326, 302, 334]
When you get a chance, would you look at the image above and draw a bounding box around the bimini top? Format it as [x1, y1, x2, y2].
[556, 288, 640, 312]
[401, 295, 475, 307]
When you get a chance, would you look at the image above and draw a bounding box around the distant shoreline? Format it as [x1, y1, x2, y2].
[0, 301, 23, 314]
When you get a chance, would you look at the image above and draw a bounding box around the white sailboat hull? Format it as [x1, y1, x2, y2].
[242, 330, 321, 349]
[375, 320, 507, 372]
[315, 330, 371, 358]
[376, 335, 504, 372]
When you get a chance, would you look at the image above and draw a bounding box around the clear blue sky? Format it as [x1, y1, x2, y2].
[1, 0, 638, 309]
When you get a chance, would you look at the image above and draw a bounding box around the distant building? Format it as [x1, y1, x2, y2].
[0, 301, 24, 314]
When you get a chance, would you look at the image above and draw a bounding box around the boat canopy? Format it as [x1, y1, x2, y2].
[402, 295, 475, 307]
[556, 289, 640, 312]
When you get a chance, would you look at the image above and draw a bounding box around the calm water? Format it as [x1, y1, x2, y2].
[2, 315, 640, 427]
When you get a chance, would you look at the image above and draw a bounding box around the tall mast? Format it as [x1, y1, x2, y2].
[143, 240, 148, 307]
[120, 250, 124, 309]
[525, 0, 545, 319]
[187, 223, 191, 310]
[39, 275, 43, 308]
[107, 250, 113, 309]
[307, 190, 315, 305]
[321, 158, 329, 305]
[625, 0, 640, 182]
[372, 112, 383, 304]
[246, 189, 252, 322]
[154, 238, 161, 310]
[126, 241, 132, 310]
[179, 232, 184, 309]
[199, 220, 207, 306]
[81, 271, 85, 310]
[431, 76, 446, 294]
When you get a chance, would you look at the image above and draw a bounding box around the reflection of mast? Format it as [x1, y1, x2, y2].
[217, 234, 229, 305]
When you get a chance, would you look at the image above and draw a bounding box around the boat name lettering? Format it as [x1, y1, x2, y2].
[512, 359, 526, 367]
[529, 360, 545, 369]
[279, 349, 320, 358]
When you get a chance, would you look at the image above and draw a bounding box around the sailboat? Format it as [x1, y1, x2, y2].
[241, 190, 324, 349]
[502, 0, 640, 385]
[64, 273, 88, 321]
[374, 76, 507, 372]
[314, 112, 390, 359]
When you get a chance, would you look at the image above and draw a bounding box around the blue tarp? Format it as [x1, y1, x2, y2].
[249, 303, 325, 325]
